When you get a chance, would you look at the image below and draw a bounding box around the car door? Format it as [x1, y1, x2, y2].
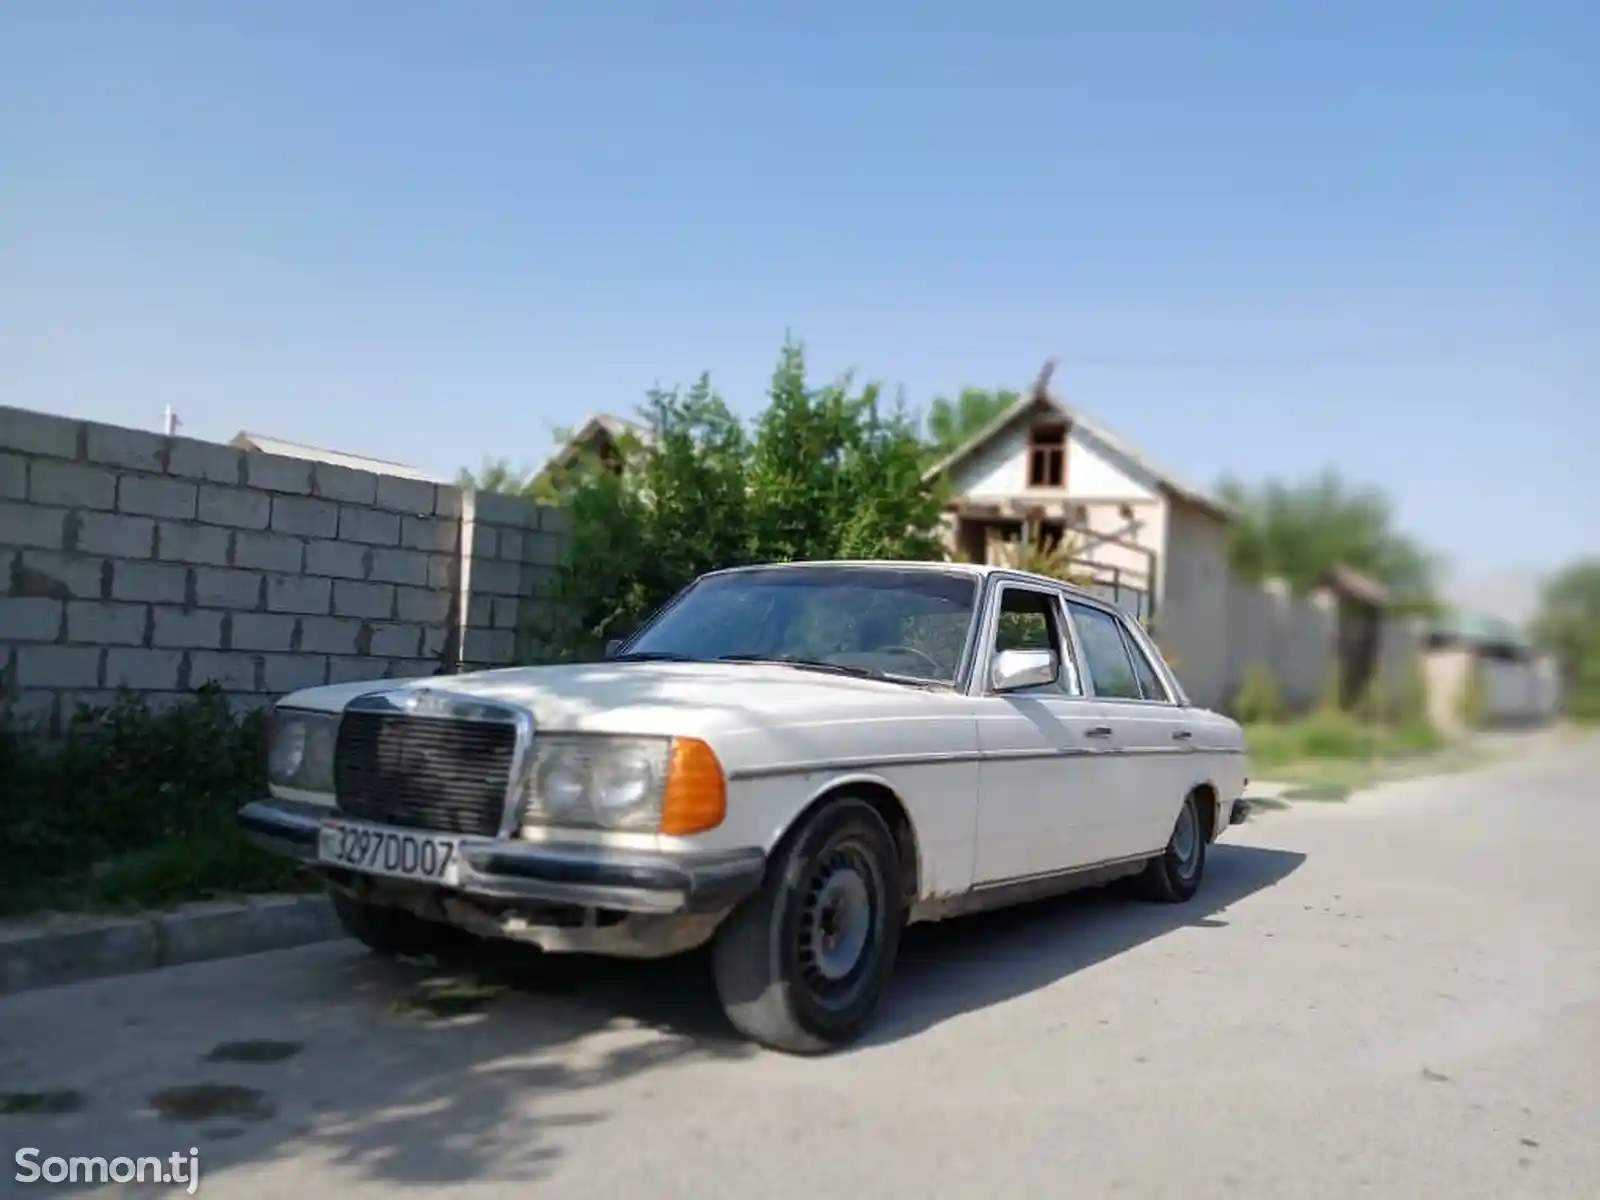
[970, 579, 1124, 883]
[1064, 599, 1193, 854]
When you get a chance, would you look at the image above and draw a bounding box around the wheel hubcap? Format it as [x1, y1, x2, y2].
[799, 847, 876, 987]
[1171, 802, 1200, 877]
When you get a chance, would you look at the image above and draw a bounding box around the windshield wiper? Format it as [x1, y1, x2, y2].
[715, 654, 950, 690]
[607, 651, 704, 663]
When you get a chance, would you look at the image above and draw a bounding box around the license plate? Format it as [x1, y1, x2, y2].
[317, 819, 461, 886]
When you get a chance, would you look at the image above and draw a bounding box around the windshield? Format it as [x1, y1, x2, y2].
[622, 566, 979, 684]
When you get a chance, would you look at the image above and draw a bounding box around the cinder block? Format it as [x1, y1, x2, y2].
[369, 622, 422, 657]
[229, 612, 297, 652]
[262, 654, 328, 694]
[336, 505, 400, 546]
[26, 460, 114, 511]
[296, 615, 363, 654]
[17, 644, 101, 688]
[537, 505, 570, 535]
[85, 424, 167, 472]
[434, 486, 464, 518]
[78, 511, 156, 558]
[470, 558, 522, 596]
[270, 495, 338, 539]
[157, 522, 231, 566]
[422, 625, 451, 656]
[14, 550, 104, 599]
[401, 515, 457, 553]
[328, 656, 390, 685]
[118, 475, 196, 520]
[188, 650, 259, 692]
[193, 566, 263, 609]
[0, 501, 68, 549]
[167, 438, 244, 484]
[0, 406, 80, 458]
[197, 485, 270, 530]
[471, 489, 532, 527]
[466, 593, 493, 627]
[396, 585, 452, 624]
[233, 529, 305, 573]
[426, 555, 458, 590]
[463, 524, 497, 558]
[526, 532, 565, 566]
[66, 600, 148, 646]
[0, 596, 63, 641]
[374, 475, 437, 515]
[462, 628, 515, 664]
[491, 596, 522, 629]
[111, 560, 187, 604]
[312, 463, 378, 505]
[304, 539, 368, 579]
[332, 579, 394, 619]
[244, 453, 313, 495]
[389, 658, 437, 679]
[368, 547, 429, 586]
[266, 574, 331, 615]
[0, 452, 25, 500]
[5, 690, 59, 730]
[153, 608, 225, 649]
[496, 528, 526, 561]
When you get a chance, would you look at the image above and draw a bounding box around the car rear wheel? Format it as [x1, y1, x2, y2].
[1136, 792, 1207, 903]
[710, 797, 905, 1054]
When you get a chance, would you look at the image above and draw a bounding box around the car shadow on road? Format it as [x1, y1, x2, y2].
[866, 842, 1307, 1046]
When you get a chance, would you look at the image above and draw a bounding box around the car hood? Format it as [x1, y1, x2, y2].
[281, 660, 950, 741]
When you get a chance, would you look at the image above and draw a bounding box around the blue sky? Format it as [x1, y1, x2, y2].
[2, 1, 1593, 595]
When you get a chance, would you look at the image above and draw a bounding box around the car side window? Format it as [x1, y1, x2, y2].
[1119, 621, 1171, 702]
[1066, 601, 1142, 700]
[991, 586, 1079, 695]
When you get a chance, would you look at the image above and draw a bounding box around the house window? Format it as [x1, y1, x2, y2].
[1027, 424, 1066, 488]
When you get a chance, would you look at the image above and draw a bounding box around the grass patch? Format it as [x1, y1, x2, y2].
[1280, 782, 1353, 802]
[0, 688, 312, 917]
[391, 975, 509, 1022]
[1245, 712, 1442, 771]
[0, 1089, 86, 1117]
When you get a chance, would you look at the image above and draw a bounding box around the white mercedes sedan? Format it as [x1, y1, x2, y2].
[241, 560, 1250, 1053]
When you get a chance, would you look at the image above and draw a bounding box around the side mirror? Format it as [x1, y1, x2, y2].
[603, 638, 626, 659]
[991, 648, 1058, 692]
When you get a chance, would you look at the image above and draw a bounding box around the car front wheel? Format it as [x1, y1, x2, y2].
[710, 797, 905, 1054]
[1136, 792, 1208, 903]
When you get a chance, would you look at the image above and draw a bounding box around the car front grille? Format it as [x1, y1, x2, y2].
[333, 711, 517, 837]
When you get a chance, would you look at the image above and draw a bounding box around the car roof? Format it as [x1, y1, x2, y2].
[703, 559, 1104, 600]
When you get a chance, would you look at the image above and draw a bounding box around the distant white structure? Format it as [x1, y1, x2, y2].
[162, 405, 180, 436]
[229, 431, 448, 483]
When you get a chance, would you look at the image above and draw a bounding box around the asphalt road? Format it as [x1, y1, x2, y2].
[4, 734, 1598, 1199]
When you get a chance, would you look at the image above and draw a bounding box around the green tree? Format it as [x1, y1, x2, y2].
[1217, 468, 1441, 611]
[925, 387, 1018, 461]
[1530, 559, 1600, 721]
[455, 457, 535, 495]
[537, 340, 948, 658]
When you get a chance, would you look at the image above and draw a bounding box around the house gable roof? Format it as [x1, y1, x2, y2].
[230, 432, 447, 483]
[921, 361, 1231, 522]
[531, 412, 652, 482]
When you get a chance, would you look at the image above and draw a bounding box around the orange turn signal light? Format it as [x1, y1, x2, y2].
[659, 737, 727, 836]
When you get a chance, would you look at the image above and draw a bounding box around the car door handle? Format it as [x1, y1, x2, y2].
[1085, 726, 1113, 739]
[1172, 729, 1193, 741]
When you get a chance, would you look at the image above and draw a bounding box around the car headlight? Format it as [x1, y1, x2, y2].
[521, 735, 727, 835]
[267, 707, 338, 794]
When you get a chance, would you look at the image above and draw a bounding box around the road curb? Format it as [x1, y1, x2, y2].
[0, 893, 342, 996]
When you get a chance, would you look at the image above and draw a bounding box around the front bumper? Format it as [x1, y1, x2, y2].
[1229, 796, 1251, 825]
[237, 798, 767, 917]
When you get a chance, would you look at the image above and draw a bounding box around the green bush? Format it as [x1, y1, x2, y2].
[0, 688, 308, 915]
[527, 340, 947, 660]
[1232, 664, 1282, 725]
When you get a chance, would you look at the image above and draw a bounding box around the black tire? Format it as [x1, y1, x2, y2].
[711, 798, 905, 1054]
[330, 889, 454, 959]
[1136, 792, 1208, 903]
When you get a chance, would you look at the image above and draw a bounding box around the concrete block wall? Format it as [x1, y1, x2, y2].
[1, 405, 568, 731]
